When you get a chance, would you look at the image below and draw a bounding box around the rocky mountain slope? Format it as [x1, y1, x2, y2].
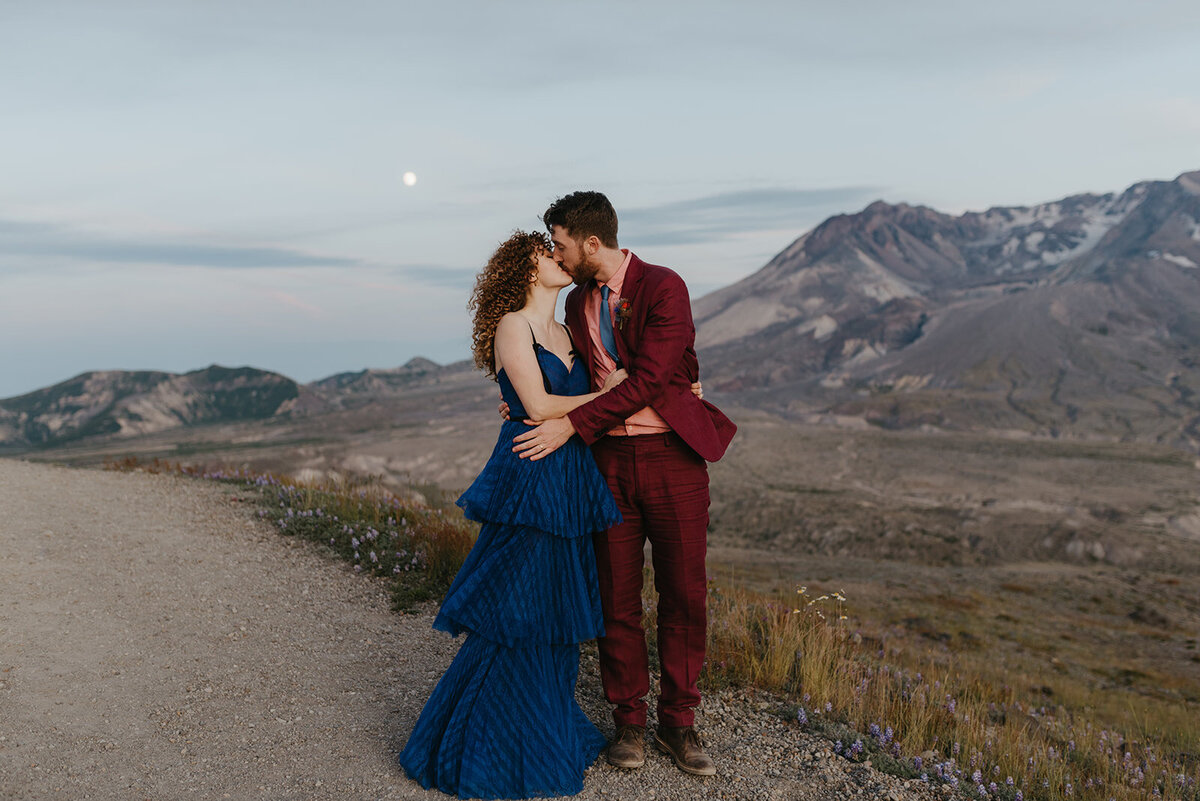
[0, 366, 303, 450]
[0, 356, 496, 455]
[694, 170, 1200, 449]
[309, 357, 482, 408]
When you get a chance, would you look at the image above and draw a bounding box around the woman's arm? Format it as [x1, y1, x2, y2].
[494, 314, 621, 420]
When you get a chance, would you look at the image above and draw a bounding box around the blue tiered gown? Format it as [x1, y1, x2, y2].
[398, 343, 621, 800]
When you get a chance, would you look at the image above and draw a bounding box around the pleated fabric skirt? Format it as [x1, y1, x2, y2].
[398, 422, 620, 799]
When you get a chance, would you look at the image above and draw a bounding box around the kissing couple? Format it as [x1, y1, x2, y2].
[399, 190, 736, 798]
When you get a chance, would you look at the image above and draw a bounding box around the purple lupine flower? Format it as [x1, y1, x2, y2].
[913, 756, 923, 771]
[850, 740, 863, 757]
[796, 707, 808, 725]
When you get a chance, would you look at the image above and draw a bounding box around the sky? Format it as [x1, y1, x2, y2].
[2, 0, 1199, 398]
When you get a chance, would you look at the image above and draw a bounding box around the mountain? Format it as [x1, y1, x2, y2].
[310, 357, 477, 399]
[694, 170, 1200, 449]
[6, 170, 1199, 455]
[0, 366, 302, 450]
[0, 357, 495, 454]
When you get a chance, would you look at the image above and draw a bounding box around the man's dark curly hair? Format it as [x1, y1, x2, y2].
[468, 230, 551, 378]
[542, 190, 619, 248]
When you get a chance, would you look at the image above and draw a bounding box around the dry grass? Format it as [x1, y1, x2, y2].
[675, 579, 1197, 800]
[107, 457, 1199, 800]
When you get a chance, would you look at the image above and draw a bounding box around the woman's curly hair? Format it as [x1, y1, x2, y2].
[468, 230, 551, 378]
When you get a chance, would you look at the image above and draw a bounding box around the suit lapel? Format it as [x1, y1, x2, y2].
[565, 283, 594, 380]
[613, 253, 645, 364]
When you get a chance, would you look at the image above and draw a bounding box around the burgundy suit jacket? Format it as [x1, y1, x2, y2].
[564, 253, 736, 462]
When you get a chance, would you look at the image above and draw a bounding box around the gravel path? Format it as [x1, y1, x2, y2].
[0, 459, 952, 800]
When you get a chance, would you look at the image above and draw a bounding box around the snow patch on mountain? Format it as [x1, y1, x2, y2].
[1162, 253, 1198, 269]
[1039, 214, 1120, 266]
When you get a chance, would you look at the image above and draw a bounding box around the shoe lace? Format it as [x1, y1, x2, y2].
[617, 726, 642, 745]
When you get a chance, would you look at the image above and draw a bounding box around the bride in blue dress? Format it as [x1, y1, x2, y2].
[398, 231, 626, 799]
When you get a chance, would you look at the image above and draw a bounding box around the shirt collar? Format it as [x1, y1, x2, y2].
[597, 249, 632, 294]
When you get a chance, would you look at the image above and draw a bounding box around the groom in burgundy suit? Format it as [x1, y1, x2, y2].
[513, 191, 736, 776]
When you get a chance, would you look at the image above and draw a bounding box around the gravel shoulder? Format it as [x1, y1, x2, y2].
[0, 459, 952, 800]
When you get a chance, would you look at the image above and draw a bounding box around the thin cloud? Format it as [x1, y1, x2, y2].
[0, 218, 358, 269]
[267, 290, 325, 319]
[978, 68, 1058, 102]
[620, 186, 880, 246]
[391, 264, 481, 290]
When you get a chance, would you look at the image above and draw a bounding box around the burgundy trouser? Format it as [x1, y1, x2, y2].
[591, 432, 709, 729]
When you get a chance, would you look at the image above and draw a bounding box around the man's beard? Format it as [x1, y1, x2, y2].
[570, 253, 601, 285]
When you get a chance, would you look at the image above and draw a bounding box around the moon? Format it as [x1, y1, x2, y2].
[402, 171, 418, 187]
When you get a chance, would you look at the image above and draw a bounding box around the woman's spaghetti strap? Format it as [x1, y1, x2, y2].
[560, 323, 579, 357]
[525, 321, 552, 393]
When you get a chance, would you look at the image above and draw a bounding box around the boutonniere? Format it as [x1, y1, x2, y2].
[614, 298, 633, 330]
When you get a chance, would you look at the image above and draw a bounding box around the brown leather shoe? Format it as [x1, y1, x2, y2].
[606, 724, 646, 768]
[654, 725, 716, 776]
